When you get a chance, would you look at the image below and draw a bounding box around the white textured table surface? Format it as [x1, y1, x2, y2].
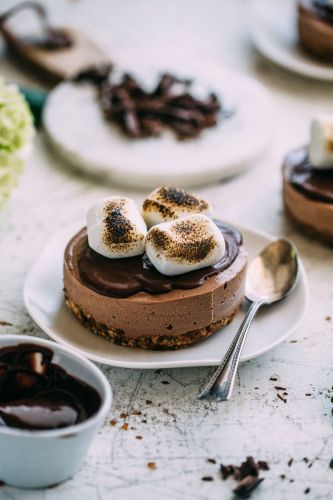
[0, 1, 332, 499]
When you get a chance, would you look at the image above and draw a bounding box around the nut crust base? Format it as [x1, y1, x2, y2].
[65, 294, 239, 350]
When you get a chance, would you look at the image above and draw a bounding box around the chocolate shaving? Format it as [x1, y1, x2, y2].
[233, 477, 264, 499]
[220, 464, 235, 480]
[258, 460, 270, 471]
[220, 457, 268, 498]
[0, 321, 13, 327]
[238, 456, 260, 479]
[74, 65, 223, 140]
[74, 64, 112, 85]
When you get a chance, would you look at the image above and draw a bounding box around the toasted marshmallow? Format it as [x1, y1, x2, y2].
[142, 186, 212, 228]
[145, 214, 225, 276]
[87, 197, 147, 258]
[309, 115, 333, 169]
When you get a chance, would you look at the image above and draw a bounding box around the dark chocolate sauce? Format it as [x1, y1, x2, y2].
[0, 344, 100, 430]
[313, 0, 333, 25]
[78, 221, 242, 298]
[284, 146, 333, 203]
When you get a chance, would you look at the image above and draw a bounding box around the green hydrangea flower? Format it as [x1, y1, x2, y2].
[0, 79, 34, 210]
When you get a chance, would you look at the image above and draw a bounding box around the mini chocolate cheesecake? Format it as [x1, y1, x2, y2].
[283, 146, 333, 244]
[298, 0, 333, 61]
[64, 221, 247, 350]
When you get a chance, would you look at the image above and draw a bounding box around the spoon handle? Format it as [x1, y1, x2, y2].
[198, 300, 263, 402]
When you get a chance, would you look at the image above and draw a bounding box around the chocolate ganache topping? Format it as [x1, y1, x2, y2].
[284, 146, 333, 203]
[0, 344, 100, 430]
[75, 221, 242, 298]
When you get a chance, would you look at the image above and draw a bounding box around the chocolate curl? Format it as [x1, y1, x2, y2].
[74, 66, 223, 140]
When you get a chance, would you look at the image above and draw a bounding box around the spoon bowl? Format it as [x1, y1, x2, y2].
[246, 239, 299, 304]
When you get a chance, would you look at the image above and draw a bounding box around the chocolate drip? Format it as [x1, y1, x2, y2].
[284, 146, 333, 203]
[0, 344, 100, 430]
[77, 221, 242, 298]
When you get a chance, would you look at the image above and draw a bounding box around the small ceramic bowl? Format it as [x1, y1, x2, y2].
[0, 335, 112, 489]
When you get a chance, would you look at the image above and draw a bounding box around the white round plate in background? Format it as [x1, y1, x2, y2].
[23, 220, 308, 369]
[248, 0, 333, 81]
[43, 59, 273, 189]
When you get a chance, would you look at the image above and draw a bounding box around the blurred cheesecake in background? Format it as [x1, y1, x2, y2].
[298, 0, 333, 61]
[283, 115, 333, 244]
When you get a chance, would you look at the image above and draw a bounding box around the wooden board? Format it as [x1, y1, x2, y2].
[0, 25, 110, 82]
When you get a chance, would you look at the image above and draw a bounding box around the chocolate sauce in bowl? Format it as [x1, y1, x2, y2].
[283, 146, 333, 203]
[0, 344, 101, 430]
[77, 221, 242, 298]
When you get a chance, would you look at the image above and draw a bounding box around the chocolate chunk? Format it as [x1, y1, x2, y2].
[233, 476, 264, 498]
[74, 64, 112, 85]
[43, 28, 73, 50]
[239, 457, 260, 479]
[220, 464, 235, 480]
[277, 394, 287, 403]
[201, 476, 214, 481]
[258, 460, 270, 471]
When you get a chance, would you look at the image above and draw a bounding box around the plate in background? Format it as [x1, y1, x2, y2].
[248, 0, 333, 81]
[24, 220, 308, 369]
[43, 59, 273, 189]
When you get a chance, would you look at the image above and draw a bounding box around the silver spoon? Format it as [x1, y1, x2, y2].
[198, 239, 299, 402]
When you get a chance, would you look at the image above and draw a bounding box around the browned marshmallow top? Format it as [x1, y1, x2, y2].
[143, 186, 210, 220]
[147, 217, 218, 264]
[103, 199, 137, 248]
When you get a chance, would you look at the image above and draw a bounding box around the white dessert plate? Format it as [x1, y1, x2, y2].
[43, 58, 273, 189]
[248, 0, 333, 81]
[23, 220, 308, 369]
